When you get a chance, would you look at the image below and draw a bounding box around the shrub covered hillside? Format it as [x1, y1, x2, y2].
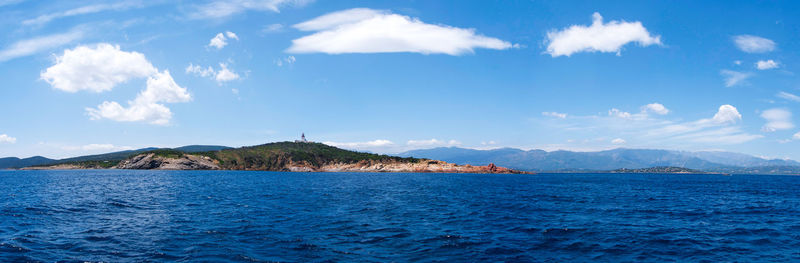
[206, 142, 420, 170]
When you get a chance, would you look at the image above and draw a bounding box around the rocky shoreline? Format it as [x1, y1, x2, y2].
[23, 153, 531, 174]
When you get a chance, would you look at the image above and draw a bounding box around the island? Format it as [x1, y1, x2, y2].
[22, 142, 530, 174]
[608, 166, 712, 174]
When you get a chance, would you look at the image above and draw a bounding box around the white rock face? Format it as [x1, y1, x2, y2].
[115, 153, 220, 170]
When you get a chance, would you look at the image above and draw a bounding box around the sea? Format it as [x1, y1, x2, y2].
[0, 170, 799, 262]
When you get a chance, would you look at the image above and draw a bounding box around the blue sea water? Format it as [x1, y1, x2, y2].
[0, 170, 799, 262]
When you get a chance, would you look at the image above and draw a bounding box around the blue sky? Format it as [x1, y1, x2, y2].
[1, 0, 800, 160]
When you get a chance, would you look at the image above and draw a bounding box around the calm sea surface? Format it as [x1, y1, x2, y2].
[0, 170, 799, 262]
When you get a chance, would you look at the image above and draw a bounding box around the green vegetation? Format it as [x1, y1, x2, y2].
[208, 142, 420, 170]
[25, 141, 424, 170]
[146, 149, 185, 159]
[28, 160, 120, 169]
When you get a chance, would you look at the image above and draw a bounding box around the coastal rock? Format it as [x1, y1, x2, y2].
[315, 159, 529, 174]
[115, 153, 220, 170]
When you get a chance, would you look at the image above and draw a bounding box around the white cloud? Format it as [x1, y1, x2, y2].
[208, 31, 239, 49]
[641, 103, 669, 115]
[542, 111, 567, 119]
[755, 59, 779, 70]
[22, 2, 141, 26]
[86, 70, 191, 125]
[711, 105, 743, 124]
[185, 63, 241, 84]
[0, 29, 83, 62]
[794, 132, 800, 140]
[733, 35, 775, 53]
[225, 31, 238, 40]
[734, 60, 742, 65]
[275, 56, 296, 67]
[324, 139, 394, 149]
[215, 63, 240, 83]
[189, 0, 312, 19]
[545, 12, 662, 57]
[608, 108, 632, 118]
[760, 108, 794, 132]
[185, 63, 215, 77]
[406, 139, 461, 147]
[481, 141, 496, 145]
[42, 43, 191, 125]
[288, 8, 513, 55]
[0, 134, 16, 144]
[720, 70, 752, 87]
[41, 43, 156, 93]
[777, 91, 800, 102]
[611, 138, 626, 144]
[601, 103, 670, 121]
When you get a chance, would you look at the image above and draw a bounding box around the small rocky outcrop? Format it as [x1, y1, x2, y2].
[115, 153, 220, 170]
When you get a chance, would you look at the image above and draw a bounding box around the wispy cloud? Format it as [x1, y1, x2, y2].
[189, 0, 313, 20]
[22, 1, 142, 27]
[262, 23, 284, 33]
[537, 104, 761, 149]
[406, 139, 461, 147]
[0, 29, 84, 62]
[733, 35, 775, 53]
[288, 8, 513, 55]
[545, 12, 662, 57]
[60, 143, 133, 152]
[760, 108, 794, 132]
[777, 91, 800, 102]
[720, 70, 753, 87]
[542, 111, 567, 119]
[323, 139, 394, 150]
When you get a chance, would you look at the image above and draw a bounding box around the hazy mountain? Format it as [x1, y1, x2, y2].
[0, 156, 56, 169]
[399, 147, 799, 172]
[687, 151, 800, 167]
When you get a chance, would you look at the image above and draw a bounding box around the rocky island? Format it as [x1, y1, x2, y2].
[24, 142, 530, 174]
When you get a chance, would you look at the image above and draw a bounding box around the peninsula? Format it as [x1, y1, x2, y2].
[23, 142, 530, 174]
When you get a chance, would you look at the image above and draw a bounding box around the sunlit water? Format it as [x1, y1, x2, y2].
[1, 170, 799, 262]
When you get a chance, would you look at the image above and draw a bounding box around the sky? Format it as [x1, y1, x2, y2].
[1, 0, 800, 160]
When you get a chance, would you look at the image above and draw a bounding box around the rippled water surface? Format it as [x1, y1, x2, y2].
[1, 170, 799, 262]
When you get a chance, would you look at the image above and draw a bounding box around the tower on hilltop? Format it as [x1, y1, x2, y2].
[296, 133, 309, 143]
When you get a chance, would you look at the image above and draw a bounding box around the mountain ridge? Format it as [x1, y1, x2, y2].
[399, 147, 800, 173]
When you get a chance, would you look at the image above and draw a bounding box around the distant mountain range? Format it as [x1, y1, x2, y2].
[0, 145, 231, 169]
[399, 147, 800, 174]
